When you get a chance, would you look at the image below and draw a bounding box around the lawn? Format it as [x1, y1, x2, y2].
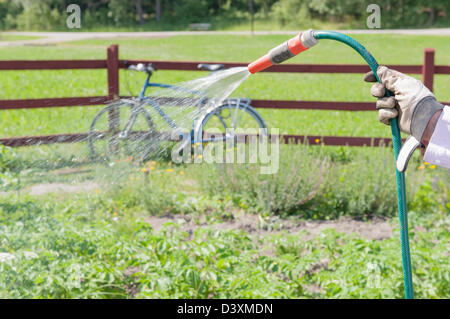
[0, 34, 449, 138]
[0, 34, 41, 41]
[0, 34, 449, 298]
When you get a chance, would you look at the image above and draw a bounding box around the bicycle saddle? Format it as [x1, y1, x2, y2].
[126, 62, 157, 73]
[197, 64, 225, 72]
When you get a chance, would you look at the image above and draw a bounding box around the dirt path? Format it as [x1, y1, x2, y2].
[1, 170, 394, 240]
[1, 178, 393, 240]
[27, 181, 99, 195]
[2, 28, 449, 47]
[146, 213, 394, 240]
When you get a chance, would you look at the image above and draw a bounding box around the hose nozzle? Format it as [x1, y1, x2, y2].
[248, 29, 318, 74]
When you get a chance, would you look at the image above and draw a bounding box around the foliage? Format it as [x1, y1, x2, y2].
[0, 190, 448, 298]
[0, 145, 19, 172]
[198, 145, 441, 219]
[270, 0, 449, 28]
[271, 0, 310, 27]
[0, 145, 21, 191]
[410, 174, 450, 214]
[199, 145, 331, 216]
[14, 0, 64, 30]
[108, 0, 136, 26]
[0, 136, 447, 299]
[0, 0, 448, 30]
[321, 147, 403, 218]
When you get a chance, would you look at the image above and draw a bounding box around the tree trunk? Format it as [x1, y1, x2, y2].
[248, 0, 254, 33]
[156, 0, 161, 22]
[263, 2, 269, 18]
[134, 0, 144, 25]
[428, 8, 435, 26]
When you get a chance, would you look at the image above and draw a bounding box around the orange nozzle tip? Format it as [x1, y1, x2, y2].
[248, 55, 272, 74]
[288, 32, 308, 55]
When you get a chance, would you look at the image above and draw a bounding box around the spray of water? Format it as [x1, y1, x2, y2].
[1, 67, 251, 194]
[104, 67, 251, 162]
[162, 66, 251, 109]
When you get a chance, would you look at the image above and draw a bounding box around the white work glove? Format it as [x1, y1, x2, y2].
[364, 66, 444, 172]
[364, 66, 444, 142]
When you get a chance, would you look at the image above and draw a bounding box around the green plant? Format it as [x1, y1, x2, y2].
[200, 145, 330, 215]
[411, 172, 450, 214]
[271, 0, 310, 27]
[1, 192, 448, 298]
[0, 145, 19, 172]
[15, 0, 63, 31]
[327, 149, 399, 218]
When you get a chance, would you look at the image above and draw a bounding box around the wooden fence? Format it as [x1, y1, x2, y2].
[0, 45, 449, 147]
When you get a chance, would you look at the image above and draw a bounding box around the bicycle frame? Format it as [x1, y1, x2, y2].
[127, 69, 260, 145]
[90, 66, 266, 161]
[134, 72, 202, 141]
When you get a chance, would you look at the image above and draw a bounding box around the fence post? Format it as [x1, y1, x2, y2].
[107, 45, 120, 147]
[422, 48, 435, 92]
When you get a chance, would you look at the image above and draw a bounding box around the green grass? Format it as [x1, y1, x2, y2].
[0, 34, 449, 139]
[0, 34, 41, 41]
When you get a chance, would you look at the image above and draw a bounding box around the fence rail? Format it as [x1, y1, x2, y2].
[0, 132, 394, 148]
[0, 45, 449, 148]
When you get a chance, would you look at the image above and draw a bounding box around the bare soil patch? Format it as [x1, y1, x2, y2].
[146, 212, 394, 240]
[27, 181, 99, 196]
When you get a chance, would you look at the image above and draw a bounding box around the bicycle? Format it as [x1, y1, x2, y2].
[88, 62, 267, 162]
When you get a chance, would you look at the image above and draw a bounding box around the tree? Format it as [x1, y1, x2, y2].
[15, 0, 64, 30]
[0, 0, 448, 30]
[108, 0, 134, 26]
[133, 0, 144, 25]
[156, 0, 161, 22]
[254, 0, 278, 18]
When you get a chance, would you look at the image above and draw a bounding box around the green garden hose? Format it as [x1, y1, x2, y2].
[248, 30, 414, 298]
[313, 31, 413, 298]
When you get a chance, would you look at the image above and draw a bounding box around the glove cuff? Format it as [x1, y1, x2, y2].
[411, 96, 444, 142]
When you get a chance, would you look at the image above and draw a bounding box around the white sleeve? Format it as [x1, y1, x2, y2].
[423, 105, 450, 169]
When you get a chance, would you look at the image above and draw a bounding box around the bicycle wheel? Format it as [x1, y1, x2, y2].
[88, 100, 158, 162]
[194, 98, 268, 144]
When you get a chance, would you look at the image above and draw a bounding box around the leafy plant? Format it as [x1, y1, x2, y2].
[200, 145, 330, 216]
[0, 192, 448, 298]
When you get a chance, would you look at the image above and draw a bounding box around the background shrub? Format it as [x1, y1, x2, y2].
[198, 145, 444, 219]
[199, 145, 330, 216]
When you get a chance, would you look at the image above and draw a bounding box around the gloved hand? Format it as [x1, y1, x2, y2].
[364, 66, 444, 143]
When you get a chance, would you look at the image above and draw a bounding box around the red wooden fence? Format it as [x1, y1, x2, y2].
[0, 45, 449, 148]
